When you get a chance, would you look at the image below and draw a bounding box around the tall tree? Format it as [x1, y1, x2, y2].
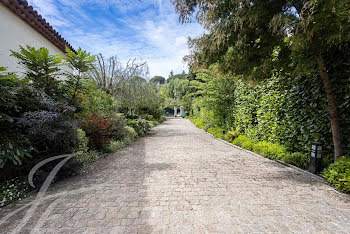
[150, 76, 166, 85]
[171, 0, 350, 160]
[88, 54, 149, 94]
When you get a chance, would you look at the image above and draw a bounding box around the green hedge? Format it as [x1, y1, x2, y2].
[190, 119, 311, 170]
[189, 66, 350, 159]
[232, 135, 309, 169]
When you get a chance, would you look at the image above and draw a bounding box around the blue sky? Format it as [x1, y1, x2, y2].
[27, 0, 204, 78]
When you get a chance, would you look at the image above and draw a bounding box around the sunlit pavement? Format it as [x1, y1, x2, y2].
[1, 117, 350, 233]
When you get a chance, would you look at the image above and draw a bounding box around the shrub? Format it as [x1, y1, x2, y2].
[74, 151, 100, 169]
[253, 141, 288, 160]
[145, 120, 154, 129]
[232, 135, 257, 151]
[109, 114, 127, 141]
[104, 126, 138, 153]
[0, 135, 34, 168]
[63, 48, 95, 111]
[10, 46, 63, 100]
[0, 67, 42, 121]
[233, 135, 289, 160]
[158, 115, 166, 123]
[280, 152, 309, 170]
[141, 114, 155, 121]
[82, 112, 112, 150]
[127, 119, 144, 136]
[190, 117, 206, 130]
[127, 118, 152, 136]
[104, 140, 125, 153]
[69, 129, 89, 153]
[207, 127, 226, 140]
[124, 126, 138, 140]
[83, 82, 117, 114]
[17, 99, 79, 155]
[323, 156, 350, 193]
[0, 68, 39, 167]
[204, 124, 215, 132]
[224, 128, 240, 141]
[232, 135, 250, 147]
[139, 118, 151, 132]
[0, 177, 29, 207]
[241, 139, 256, 151]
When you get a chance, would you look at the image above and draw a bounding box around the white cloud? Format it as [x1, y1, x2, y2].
[28, 0, 69, 27]
[27, 0, 204, 78]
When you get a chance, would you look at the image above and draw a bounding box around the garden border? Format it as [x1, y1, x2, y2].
[188, 119, 325, 182]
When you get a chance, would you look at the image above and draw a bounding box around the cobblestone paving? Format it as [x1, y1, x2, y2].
[1, 118, 350, 233]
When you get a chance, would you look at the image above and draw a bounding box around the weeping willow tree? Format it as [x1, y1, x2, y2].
[114, 78, 162, 116]
[87, 54, 162, 116]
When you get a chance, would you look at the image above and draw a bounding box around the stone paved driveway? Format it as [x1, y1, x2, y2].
[1, 118, 350, 233]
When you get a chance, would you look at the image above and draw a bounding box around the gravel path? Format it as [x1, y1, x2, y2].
[1, 117, 350, 233]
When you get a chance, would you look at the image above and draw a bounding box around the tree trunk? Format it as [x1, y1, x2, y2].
[316, 55, 343, 161]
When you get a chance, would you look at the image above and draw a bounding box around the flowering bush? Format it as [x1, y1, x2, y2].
[0, 178, 29, 207]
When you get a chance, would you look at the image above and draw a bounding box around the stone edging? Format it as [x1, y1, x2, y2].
[188, 119, 325, 182]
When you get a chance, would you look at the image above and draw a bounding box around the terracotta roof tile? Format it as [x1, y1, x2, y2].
[1, 0, 76, 53]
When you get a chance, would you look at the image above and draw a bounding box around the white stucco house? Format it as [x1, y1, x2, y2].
[0, 0, 75, 73]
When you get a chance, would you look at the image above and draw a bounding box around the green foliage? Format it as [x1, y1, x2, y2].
[207, 127, 226, 140]
[127, 118, 153, 136]
[10, 46, 62, 99]
[224, 128, 240, 142]
[114, 79, 163, 117]
[0, 136, 34, 168]
[63, 48, 96, 109]
[104, 140, 125, 153]
[232, 135, 308, 169]
[166, 78, 189, 101]
[82, 112, 112, 150]
[69, 129, 89, 153]
[74, 151, 101, 169]
[190, 67, 236, 128]
[127, 120, 143, 136]
[233, 135, 277, 158]
[64, 48, 95, 73]
[281, 152, 310, 170]
[188, 65, 343, 167]
[1, 45, 163, 203]
[172, 0, 350, 161]
[150, 76, 165, 85]
[0, 68, 40, 168]
[124, 126, 138, 142]
[172, 0, 350, 79]
[141, 114, 155, 121]
[108, 114, 127, 141]
[158, 116, 166, 123]
[0, 177, 29, 207]
[232, 135, 255, 150]
[167, 72, 187, 83]
[323, 156, 350, 193]
[189, 117, 206, 130]
[83, 82, 117, 114]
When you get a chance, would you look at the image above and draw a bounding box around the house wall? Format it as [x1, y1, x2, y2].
[0, 4, 69, 77]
